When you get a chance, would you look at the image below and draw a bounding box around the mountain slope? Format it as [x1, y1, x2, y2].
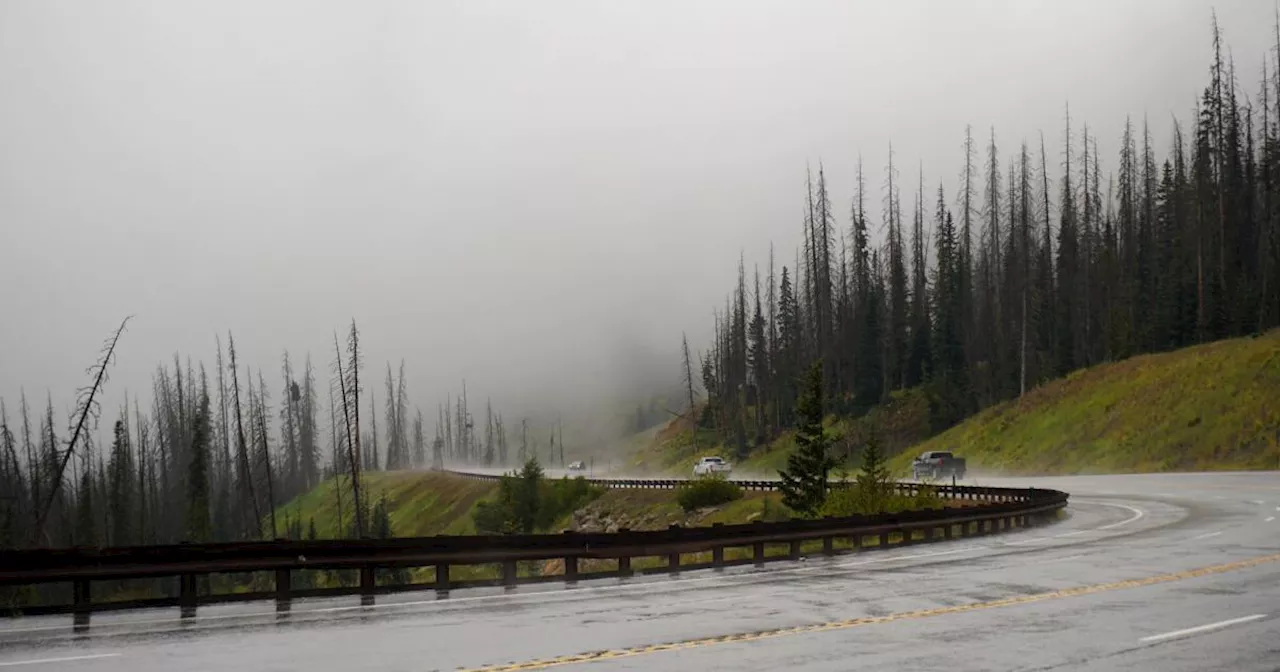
[891, 331, 1280, 476]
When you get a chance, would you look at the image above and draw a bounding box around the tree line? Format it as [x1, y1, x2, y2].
[0, 320, 534, 550]
[694, 18, 1279, 459]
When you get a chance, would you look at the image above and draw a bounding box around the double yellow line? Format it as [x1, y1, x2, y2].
[456, 552, 1280, 672]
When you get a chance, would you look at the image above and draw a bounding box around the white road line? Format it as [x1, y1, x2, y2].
[1266, 517, 1275, 523]
[0, 654, 121, 667]
[1140, 614, 1268, 643]
[1095, 502, 1146, 530]
[1190, 531, 1222, 541]
[1250, 500, 1265, 505]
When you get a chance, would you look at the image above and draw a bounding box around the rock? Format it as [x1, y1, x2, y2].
[542, 558, 565, 576]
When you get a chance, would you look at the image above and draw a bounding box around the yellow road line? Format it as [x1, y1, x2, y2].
[454, 552, 1280, 672]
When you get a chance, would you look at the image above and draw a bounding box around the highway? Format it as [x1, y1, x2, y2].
[1, 471, 1277, 671]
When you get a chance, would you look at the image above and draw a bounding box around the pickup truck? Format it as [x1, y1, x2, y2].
[912, 451, 966, 480]
[692, 456, 733, 477]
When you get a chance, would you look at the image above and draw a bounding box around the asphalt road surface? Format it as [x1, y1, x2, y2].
[2, 471, 1278, 671]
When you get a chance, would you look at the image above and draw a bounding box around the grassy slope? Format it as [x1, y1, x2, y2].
[274, 471, 498, 538]
[628, 387, 933, 477]
[890, 331, 1280, 476]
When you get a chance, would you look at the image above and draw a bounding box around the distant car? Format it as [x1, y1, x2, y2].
[692, 456, 732, 477]
[567, 460, 586, 472]
[912, 451, 966, 480]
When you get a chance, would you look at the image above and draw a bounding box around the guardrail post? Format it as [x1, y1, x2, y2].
[72, 579, 91, 629]
[711, 523, 725, 569]
[563, 530, 579, 584]
[667, 524, 681, 574]
[275, 569, 292, 614]
[360, 565, 376, 605]
[564, 555, 579, 584]
[434, 563, 450, 596]
[878, 531, 889, 549]
[616, 527, 633, 578]
[788, 540, 801, 560]
[503, 559, 518, 590]
[179, 573, 197, 619]
[944, 523, 954, 540]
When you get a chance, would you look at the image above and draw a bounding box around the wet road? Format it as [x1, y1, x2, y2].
[2, 472, 1278, 671]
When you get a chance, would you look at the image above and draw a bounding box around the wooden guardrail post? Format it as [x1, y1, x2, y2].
[711, 523, 725, 569]
[822, 518, 834, 556]
[275, 568, 292, 614]
[179, 573, 197, 619]
[360, 565, 376, 605]
[616, 527, 633, 577]
[750, 520, 766, 566]
[667, 524, 682, 574]
[434, 562, 450, 596]
[878, 530, 890, 548]
[503, 559, 518, 589]
[72, 579, 91, 629]
[563, 530, 579, 584]
[788, 540, 801, 560]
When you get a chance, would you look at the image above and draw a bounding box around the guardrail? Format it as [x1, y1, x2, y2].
[0, 482, 1067, 627]
[445, 469, 1011, 500]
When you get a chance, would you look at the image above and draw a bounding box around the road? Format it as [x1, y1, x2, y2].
[1, 471, 1278, 671]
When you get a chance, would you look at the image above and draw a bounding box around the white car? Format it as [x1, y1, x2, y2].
[692, 456, 732, 477]
[567, 460, 586, 472]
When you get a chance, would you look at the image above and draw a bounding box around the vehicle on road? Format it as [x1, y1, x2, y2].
[912, 451, 966, 480]
[692, 456, 732, 477]
[567, 460, 586, 472]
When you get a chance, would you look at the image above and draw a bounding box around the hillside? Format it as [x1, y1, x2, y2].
[274, 471, 498, 538]
[627, 387, 934, 477]
[890, 331, 1280, 476]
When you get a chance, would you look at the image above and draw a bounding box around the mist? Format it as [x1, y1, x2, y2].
[1, 0, 1274, 446]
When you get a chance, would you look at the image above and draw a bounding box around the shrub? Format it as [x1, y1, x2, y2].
[676, 476, 743, 512]
[472, 458, 605, 534]
[819, 482, 944, 517]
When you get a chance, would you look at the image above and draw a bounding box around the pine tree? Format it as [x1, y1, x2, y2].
[777, 362, 835, 517]
[186, 385, 211, 542]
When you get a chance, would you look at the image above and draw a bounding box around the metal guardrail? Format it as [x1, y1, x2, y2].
[0, 478, 1068, 626]
[445, 469, 1018, 500]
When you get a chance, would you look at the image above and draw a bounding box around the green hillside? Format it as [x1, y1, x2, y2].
[628, 386, 934, 476]
[274, 471, 498, 539]
[890, 331, 1280, 476]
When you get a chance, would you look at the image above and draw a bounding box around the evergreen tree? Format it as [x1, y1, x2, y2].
[186, 387, 211, 542]
[107, 418, 134, 546]
[777, 362, 835, 516]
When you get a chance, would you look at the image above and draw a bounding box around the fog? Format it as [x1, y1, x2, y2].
[0, 1, 1274, 444]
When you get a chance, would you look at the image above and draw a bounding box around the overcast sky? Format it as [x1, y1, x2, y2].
[0, 1, 1274, 438]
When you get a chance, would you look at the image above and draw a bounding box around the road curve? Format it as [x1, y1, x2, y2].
[1, 471, 1277, 671]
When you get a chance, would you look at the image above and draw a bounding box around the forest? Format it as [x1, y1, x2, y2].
[1, 20, 1277, 551]
[0, 318, 548, 549]
[695, 20, 1278, 459]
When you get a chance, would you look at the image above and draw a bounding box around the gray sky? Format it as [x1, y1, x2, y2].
[0, 1, 1274, 440]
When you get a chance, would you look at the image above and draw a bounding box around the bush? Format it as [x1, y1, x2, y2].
[676, 476, 743, 512]
[819, 482, 944, 517]
[472, 458, 605, 534]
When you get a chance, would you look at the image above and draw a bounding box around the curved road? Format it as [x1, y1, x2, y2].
[1, 471, 1278, 671]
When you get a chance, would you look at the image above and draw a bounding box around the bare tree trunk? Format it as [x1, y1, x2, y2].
[334, 331, 363, 538]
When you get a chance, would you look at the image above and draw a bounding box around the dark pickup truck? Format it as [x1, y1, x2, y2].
[912, 451, 967, 480]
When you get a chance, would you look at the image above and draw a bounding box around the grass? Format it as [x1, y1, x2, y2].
[628, 387, 934, 477]
[273, 471, 498, 539]
[890, 330, 1280, 476]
